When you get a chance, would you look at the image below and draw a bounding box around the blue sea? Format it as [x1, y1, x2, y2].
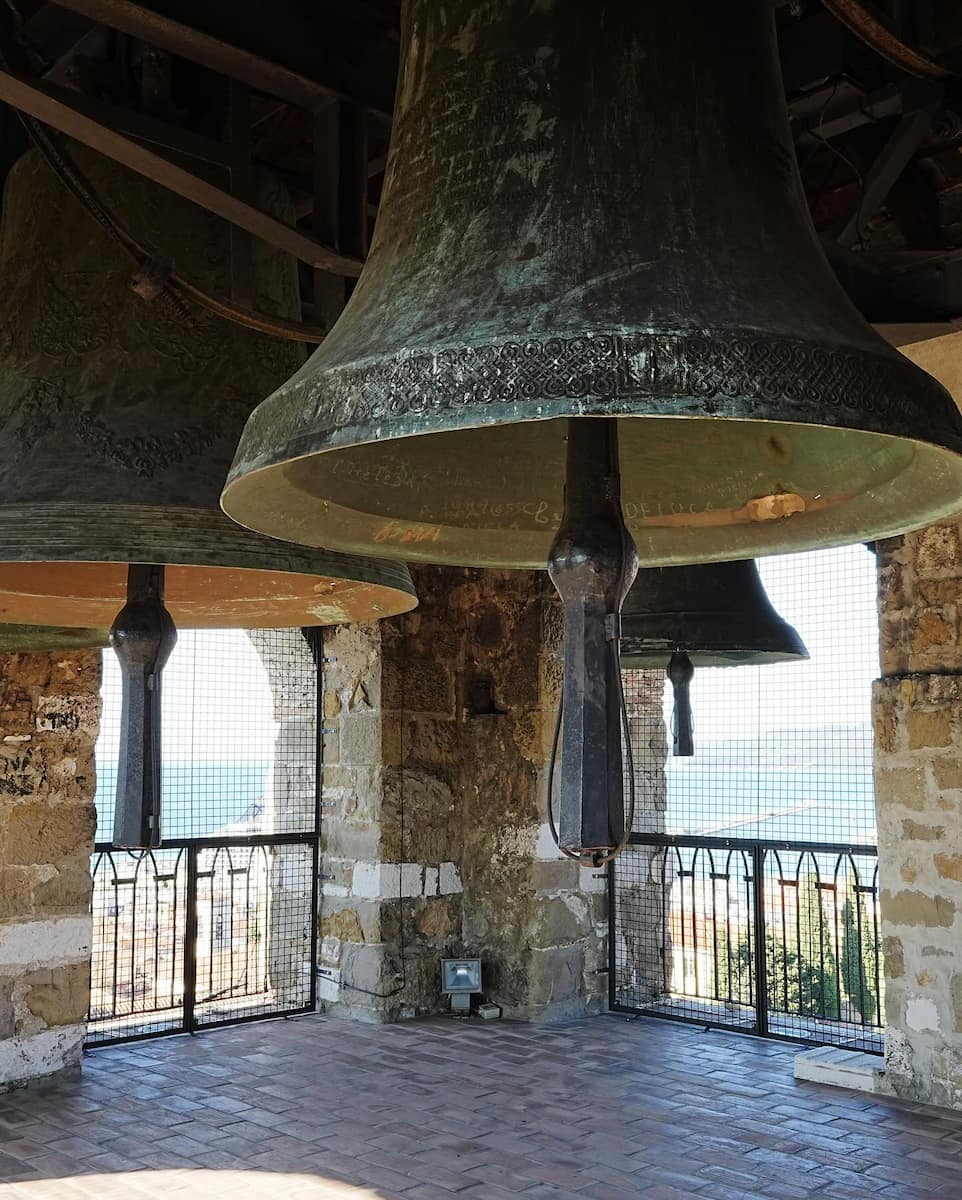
[662, 765, 877, 845]
[93, 760, 878, 848]
[94, 761, 270, 842]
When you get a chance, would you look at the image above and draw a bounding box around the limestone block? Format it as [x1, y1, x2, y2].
[340, 942, 393, 995]
[875, 766, 928, 811]
[882, 890, 956, 927]
[339, 714, 381, 766]
[531, 860, 581, 892]
[22, 962, 89, 1027]
[0, 868, 33, 921]
[32, 862, 93, 917]
[901, 820, 944, 842]
[907, 709, 953, 750]
[537, 896, 589, 946]
[916, 525, 962, 574]
[0, 1022, 84, 1090]
[935, 759, 962, 790]
[0, 916, 92, 969]
[5, 802, 95, 866]
[525, 943, 585, 1015]
[438, 862, 462, 896]
[320, 908, 365, 944]
[935, 854, 962, 883]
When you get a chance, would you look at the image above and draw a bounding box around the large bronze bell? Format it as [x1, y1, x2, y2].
[621, 560, 808, 756]
[224, 0, 962, 569]
[223, 0, 962, 861]
[0, 146, 416, 631]
[0, 145, 416, 850]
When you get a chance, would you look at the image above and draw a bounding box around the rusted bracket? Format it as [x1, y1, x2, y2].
[0, 66, 364, 276]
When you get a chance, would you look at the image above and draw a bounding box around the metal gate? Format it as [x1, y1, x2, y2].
[87, 628, 321, 1046]
[610, 834, 884, 1052]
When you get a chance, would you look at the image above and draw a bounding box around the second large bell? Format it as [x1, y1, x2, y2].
[0, 147, 415, 628]
[224, 0, 962, 569]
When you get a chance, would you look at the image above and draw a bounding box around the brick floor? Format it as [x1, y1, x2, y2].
[0, 1013, 961, 1198]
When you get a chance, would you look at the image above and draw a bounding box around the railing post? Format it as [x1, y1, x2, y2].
[184, 843, 198, 1033]
[607, 858, 616, 1010]
[751, 843, 769, 1037]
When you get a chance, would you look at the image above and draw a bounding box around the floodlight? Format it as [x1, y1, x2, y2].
[440, 958, 481, 1012]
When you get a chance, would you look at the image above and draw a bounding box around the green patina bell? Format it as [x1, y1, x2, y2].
[0, 145, 416, 633]
[621, 559, 808, 757]
[223, 0, 962, 570]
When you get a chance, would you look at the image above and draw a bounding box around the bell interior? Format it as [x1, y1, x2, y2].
[0, 561, 417, 629]
[226, 414, 962, 569]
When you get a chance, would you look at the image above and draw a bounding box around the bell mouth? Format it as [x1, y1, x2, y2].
[620, 646, 806, 670]
[0, 504, 417, 627]
[0, 561, 417, 629]
[223, 414, 962, 570]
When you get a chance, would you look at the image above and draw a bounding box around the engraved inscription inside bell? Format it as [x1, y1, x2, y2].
[223, 0, 962, 569]
[620, 560, 808, 670]
[0, 145, 416, 630]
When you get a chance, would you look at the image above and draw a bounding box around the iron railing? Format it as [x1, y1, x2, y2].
[610, 834, 883, 1052]
[87, 833, 318, 1045]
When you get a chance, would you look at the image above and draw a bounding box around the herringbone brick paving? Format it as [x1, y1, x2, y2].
[0, 1013, 960, 1198]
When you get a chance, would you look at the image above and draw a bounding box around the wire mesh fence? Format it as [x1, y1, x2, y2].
[88, 628, 321, 1046]
[611, 839, 883, 1051]
[612, 545, 883, 1051]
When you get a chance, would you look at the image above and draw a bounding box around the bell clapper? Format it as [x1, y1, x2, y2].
[546, 418, 639, 864]
[667, 651, 695, 757]
[109, 564, 177, 849]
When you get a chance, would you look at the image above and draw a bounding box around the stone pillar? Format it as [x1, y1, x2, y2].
[318, 567, 608, 1022]
[875, 524, 962, 1108]
[247, 629, 318, 989]
[0, 650, 100, 1090]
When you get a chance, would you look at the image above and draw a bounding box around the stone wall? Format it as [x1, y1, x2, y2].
[875, 524, 962, 1107]
[318, 566, 608, 1022]
[0, 650, 100, 1090]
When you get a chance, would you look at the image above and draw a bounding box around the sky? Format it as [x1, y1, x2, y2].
[97, 628, 278, 766]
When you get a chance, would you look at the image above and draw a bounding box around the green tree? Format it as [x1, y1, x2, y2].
[840, 871, 879, 1025]
[796, 872, 840, 1020]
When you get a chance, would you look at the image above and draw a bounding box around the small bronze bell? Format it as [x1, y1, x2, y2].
[621, 560, 808, 756]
